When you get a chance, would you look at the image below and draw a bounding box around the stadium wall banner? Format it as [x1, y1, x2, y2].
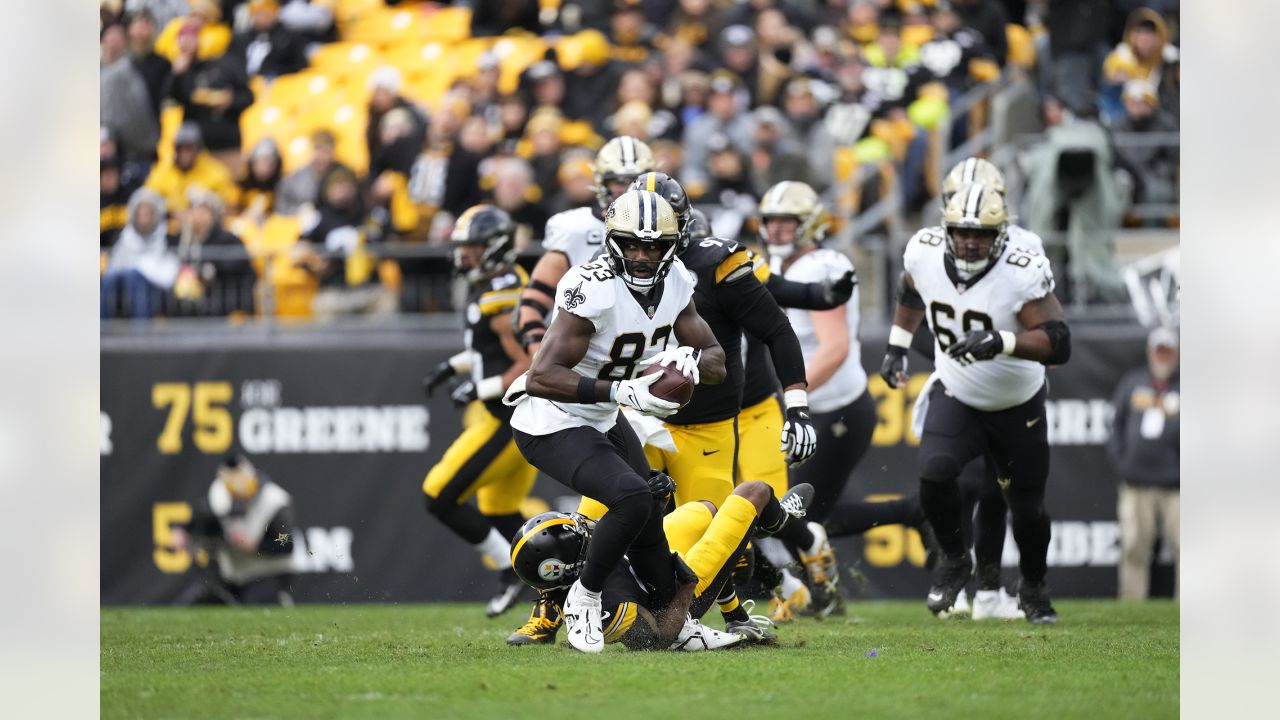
[101, 328, 1172, 605]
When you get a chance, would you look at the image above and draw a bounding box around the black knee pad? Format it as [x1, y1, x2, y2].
[921, 453, 963, 483]
[424, 493, 452, 519]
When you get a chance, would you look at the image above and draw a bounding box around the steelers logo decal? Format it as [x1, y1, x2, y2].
[538, 558, 565, 582]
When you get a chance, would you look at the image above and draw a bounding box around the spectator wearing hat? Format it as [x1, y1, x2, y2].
[175, 188, 255, 316]
[545, 150, 599, 216]
[123, 0, 190, 30]
[467, 52, 505, 132]
[101, 154, 142, 249]
[559, 29, 625, 131]
[519, 108, 567, 201]
[407, 98, 484, 240]
[101, 187, 179, 319]
[124, 10, 171, 121]
[227, 0, 307, 80]
[521, 60, 568, 116]
[1042, 0, 1113, 119]
[950, 0, 1009, 66]
[665, 0, 718, 51]
[153, 0, 232, 62]
[1111, 79, 1178, 211]
[844, 1, 881, 47]
[275, 130, 350, 216]
[237, 138, 283, 223]
[680, 70, 755, 195]
[749, 106, 813, 191]
[102, 23, 160, 165]
[366, 66, 427, 174]
[1101, 7, 1179, 124]
[718, 24, 785, 107]
[610, 0, 658, 65]
[782, 77, 838, 191]
[702, 133, 759, 241]
[144, 122, 240, 214]
[918, 1, 1000, 98]
[164, 21, 254, 171]
[1108, 327, 1179, 600]
[484, 157, 549, 246]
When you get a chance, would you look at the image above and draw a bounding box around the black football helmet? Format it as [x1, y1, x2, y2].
[510, 512, 595, 591]
[630, 171, 692, 251]
[450, 204, 517, 283]
[685, 208, 711, 243]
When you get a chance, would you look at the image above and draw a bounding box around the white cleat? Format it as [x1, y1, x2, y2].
[562, 580, 605, 653]
[936, 588, 971, 619]
[972, 588, 1026, 621]
[669, 615, 743, 652]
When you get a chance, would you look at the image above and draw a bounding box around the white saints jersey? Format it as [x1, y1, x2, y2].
[511, 256, 696, 435]
[1007, 223, 1045, 253]
[781, 248, 867, 413]
[904, 226, 1055, 411]
[542, 206, 607, 266]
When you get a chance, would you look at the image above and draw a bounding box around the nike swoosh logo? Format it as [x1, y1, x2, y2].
[702, 449, 720, 456]
[1026, 417, 1041, 428]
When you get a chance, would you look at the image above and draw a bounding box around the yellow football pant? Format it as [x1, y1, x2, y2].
[664, 495, 759, 598]
[735, 396, 789, 496]
[422, 401, 537, 515]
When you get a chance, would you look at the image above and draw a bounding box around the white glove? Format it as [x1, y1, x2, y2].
[614, 372, 682, 418]
[639, 345, 700, 385]
[780, 389, 818, 466]
[501, 372, 529, 407]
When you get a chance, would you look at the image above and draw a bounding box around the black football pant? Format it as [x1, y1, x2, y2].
[918, 384, 1051, 585]
[791, 389, 877, 523]
[513, 420, 676, 604]
[959, 456, 1012, 589]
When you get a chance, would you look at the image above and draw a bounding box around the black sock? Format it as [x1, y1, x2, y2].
[425, 495, 490, 545]
[717, 586, 750, 624]
[772, 517, 815, 552]
[973, 500, 1008, 588]
[486, 512, 527, 546]
[824, 498, 918, 537]
[1009, 503, 1051, 584]
[756, 490, 789, 535]
[919, 480, 966, 558]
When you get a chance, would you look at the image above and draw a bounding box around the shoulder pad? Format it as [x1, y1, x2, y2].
[680, 236, 739, 270]
[903, 225, 945, 273]
[1002, 247, 1056, 309]
[748, 249, 771, 283]
[714, 248, 755, 284]
[478, 285, 521, 316]
[543, 207, 604, 254]
[557, 260, 619, 320]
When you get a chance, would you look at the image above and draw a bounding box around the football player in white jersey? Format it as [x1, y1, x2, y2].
[935, 157, 1045, 620]
[881, 182, 1071, 624]
[513, 136, 656, 354]
[504, 190, 727, 653]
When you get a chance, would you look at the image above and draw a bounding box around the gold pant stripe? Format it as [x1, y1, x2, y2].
[604, 601, 637, 644]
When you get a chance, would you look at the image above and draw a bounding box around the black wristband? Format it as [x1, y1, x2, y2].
[577, 376, 600, 404]
[529, 279, 556, 296]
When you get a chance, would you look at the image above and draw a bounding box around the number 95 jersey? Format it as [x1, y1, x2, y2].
[510, 256, 696, 435]
[904, 227, 1056, 412]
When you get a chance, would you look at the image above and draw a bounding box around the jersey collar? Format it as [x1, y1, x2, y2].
[944, 249, 999, 293]
[626, 277, 665, 318]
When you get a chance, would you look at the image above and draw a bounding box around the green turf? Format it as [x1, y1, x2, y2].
[101, 600, 1178, 719]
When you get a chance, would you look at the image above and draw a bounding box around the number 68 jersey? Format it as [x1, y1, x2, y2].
[904, 227, 1056, 412]
[510, 256, 696, 435]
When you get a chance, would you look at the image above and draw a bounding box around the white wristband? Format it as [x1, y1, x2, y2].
[1000, 331, 1017, 356]
[889, 325, 914, 349]
[447, 351, 474, 375]
[783, 388, 809, 409]
[476, 375, 506, 400]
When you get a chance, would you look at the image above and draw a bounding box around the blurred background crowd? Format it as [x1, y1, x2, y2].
[99, 0, 1180, 323]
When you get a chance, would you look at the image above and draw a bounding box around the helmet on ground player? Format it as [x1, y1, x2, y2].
[450, 204, 516, 284]
[510, 512, 595, 591]
[942, 182, 1009, 277]
[629, 171, 691, 251]
[758, 181, 828, 259]
[942, 157, 1007, 205]
[604, 189, 682, 292]
[592, 135, 657, 214]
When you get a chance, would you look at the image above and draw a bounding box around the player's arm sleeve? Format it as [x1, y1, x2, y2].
[718, 260, 808, 389]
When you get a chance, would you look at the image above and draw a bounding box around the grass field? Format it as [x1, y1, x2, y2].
[101, 600, 1178, 719]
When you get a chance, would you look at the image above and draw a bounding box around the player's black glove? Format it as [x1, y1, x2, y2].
[672, 552, 699, 587]
[781, 406, 818, 467]
[947, 330, 1005, 365]
[450, 380, 478, 406]
[423, 361, 456, 397]
[646, 471, 676, 506]
[820, 270, 857, 307]
[880, 346, 909, 388]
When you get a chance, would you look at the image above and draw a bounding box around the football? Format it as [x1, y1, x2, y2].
[641, 361, 695, 407]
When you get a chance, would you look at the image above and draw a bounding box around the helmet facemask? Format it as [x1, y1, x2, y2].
[606, 231, 679, 292]
[945, 223, 1007, 277]
[942, 182, 1009, 279]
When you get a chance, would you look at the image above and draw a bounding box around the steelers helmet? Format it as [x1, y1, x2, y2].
[686, 207, 711, 242]
[592, 136, 657, 213]
[942, 182, 1009, 277]
[604, 189, 682, 292]
[510, 512, 595, 591]
[758, 181, 828, 259]
[942, 157, 1007, 205]
[450, 204, 516, 284]
[629, 171, 691, 251]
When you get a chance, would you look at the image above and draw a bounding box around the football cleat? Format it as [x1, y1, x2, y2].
[926, 554, 974, 616]
[669, 615, 743, 651]
[486, 570, 526, 618]
[798, 522, 841, 615]
[725, 600, 778, 645]
[779, 482, 814, 520]
[972, 588, 1025, 621]
[562, 579, 605, 653]
[937, 588, 971, 620]
[1017, 581, 1059, 625]
[768, 583, 810, 623]
[506, 591, 563, 646]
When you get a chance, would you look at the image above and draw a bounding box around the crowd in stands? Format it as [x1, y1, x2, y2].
[100, 0, 1179, 320]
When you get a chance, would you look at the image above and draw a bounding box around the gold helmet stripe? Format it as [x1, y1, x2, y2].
[644, 172, 657, 192]
[510, 517, 577, 567]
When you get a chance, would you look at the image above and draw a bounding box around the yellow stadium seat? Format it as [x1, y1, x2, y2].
[331, 0, 385, 29]
[419, 6, 473, 43]
[492, 35, 548, 94]
[262, 72, 340, 112]
[239, 102, 297, 154]
[280, 133, 313, 175]
[345, 7, 426, 45]
[308, 42, 384, 80]
[382, 41, 451, 77]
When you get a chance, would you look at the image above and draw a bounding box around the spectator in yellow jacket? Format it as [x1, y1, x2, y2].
[152, 0, 231, 62]
[144, 122, 240, 216]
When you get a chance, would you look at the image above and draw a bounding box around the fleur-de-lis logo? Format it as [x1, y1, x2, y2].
[563, 281, 587, 310]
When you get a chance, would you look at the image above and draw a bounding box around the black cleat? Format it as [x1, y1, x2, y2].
[779, 483, 815, 521]
[1017, 580, 1059, 625]
[926, 554, 973, 615]
[506, 590, 563, 645]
